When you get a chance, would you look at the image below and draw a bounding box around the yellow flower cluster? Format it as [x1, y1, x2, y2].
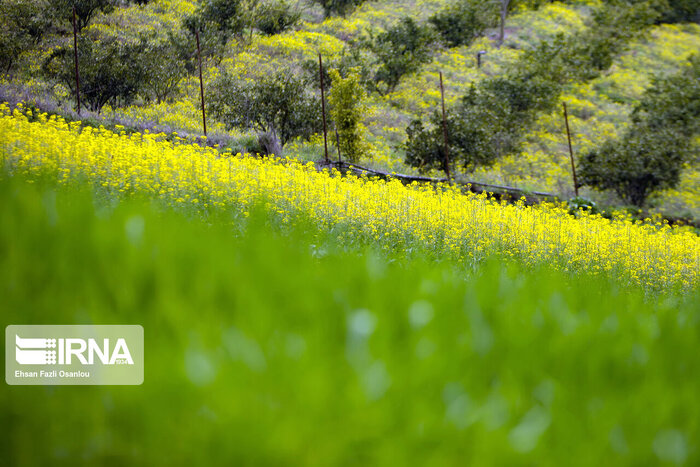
[1, 104, 698, 290]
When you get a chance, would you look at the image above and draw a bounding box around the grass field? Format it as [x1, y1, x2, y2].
[2, 0, 699, 464]
[1, 174, 699, 465]
[2, 105, 698, 292]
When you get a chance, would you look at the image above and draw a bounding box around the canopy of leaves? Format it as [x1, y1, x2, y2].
[579, 56, 700, 206]
[328, 68, 368, 163]
[43, 35, 146, 112]
[51, 0, 120, 31]
[657, 0, 700, 23]
[313, 0, 364, 17]
[209, 71, 322, 154]
[368, 17, 437, 95]
[429, 0, 498, 47]
[184, 0, 258, 44]
[0, 0, 52, 73]
[254, 0, 301, 35]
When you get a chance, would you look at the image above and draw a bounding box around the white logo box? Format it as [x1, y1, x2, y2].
[6, 325, 144, 385]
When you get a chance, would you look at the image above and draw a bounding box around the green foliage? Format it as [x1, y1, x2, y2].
[632, 54, 700, 136]
[658, 0, 700, 23]
[0, 0, 52, 73]
[2, 176, 700, 465]
[405, 36, 568, 178]
[579, 131, 687, 207]
[429, 0, 497, 47]
[43, 35, 146, 112]
[405, 86, 520, 177]
[137, 32, 187, 104]
[313, 0, 364, 18]
[208, 71, 322, 154]
[303, 45, 372, 92]
[368, 17, 437, 95]
[50, 0, 120, 31]
[579, 56, 700, 206]
[254, 0, 301, 35]
[569, 0, 662, 78]
[328, 68, 367, 163]
[184, 0, 258, 44]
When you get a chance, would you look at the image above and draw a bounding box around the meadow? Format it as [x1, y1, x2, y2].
[2, 0, 699, 464]
[2, 104, 698, 291]
[5, 0, 699, 218]
[2, 174, 699, 465]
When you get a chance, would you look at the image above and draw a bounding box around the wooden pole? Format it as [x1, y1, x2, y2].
[319, 53, 329, 164]
[563, 102, 579, 197]
[72, 6, 81, 115]
[195, 29, 207, 137]
[439, 71, 451, 184]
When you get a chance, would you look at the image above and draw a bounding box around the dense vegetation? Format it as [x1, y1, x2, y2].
[1, 0, 699, 216]
[2, 174, 699, 465]
[2, 105, 697, 291]
[1, 1, 699, 463]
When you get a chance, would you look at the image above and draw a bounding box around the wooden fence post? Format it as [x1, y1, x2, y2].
[563, 102, 579, 197]
[195, 29, 207, 137]
[72, 6, 81, 115]
[319, 53, 329, 164]
[439, 71, 451, 184]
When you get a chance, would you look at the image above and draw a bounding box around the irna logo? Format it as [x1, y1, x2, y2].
[15, 335, 134, 365]
[6, 325, 144, 386]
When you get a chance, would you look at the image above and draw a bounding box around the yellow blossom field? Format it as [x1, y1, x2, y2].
[1, 104, 697, 291]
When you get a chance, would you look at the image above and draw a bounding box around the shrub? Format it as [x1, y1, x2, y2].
[209, 71, 322, 155]
[255, 0, 301, 35]
[43, 35, 146, 112]
[50, 0, 120, 32]
[312, 0, 364, 18]
[184, 0, 258, 45]
[368, 18, 437, 95]
[328, 68, 368, 163]
[579, 56, 700, 207]
[138, 32, 187, 104]
[429, 0, 497, 47]
[0, 0, 52, 73]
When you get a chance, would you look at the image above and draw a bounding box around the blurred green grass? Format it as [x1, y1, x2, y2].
[1, 175, 699, 466]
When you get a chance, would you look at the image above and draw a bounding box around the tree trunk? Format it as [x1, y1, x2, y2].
[498, 0, 510, 46]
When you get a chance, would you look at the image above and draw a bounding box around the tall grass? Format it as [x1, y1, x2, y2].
[1, 176, 699, 465]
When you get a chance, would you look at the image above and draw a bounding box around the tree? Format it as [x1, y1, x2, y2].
[405, 85, 522, 177]
[138, 32, 187, 104]
[568, 0, 661, 78]
[43, 35, 145, 112]
[328, 69, 368, 163]
[313, 0, 364, 17]
[0, 0, 52, 73]
[254, 0, 301, 35]
[51, 0, 120, 32]
[579, 56, 700, 206]
[429, 0, 497, 48]
[497, 0, 511, 45]
[184, 0, 258, 45]
[632, 54, 700, 136]
[368, 17, 436, 95]
[404, 35, 569, 178]
[209, 71, 322, 155]
[657, 0, 700, 23]
[578, 131, 687, 207]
